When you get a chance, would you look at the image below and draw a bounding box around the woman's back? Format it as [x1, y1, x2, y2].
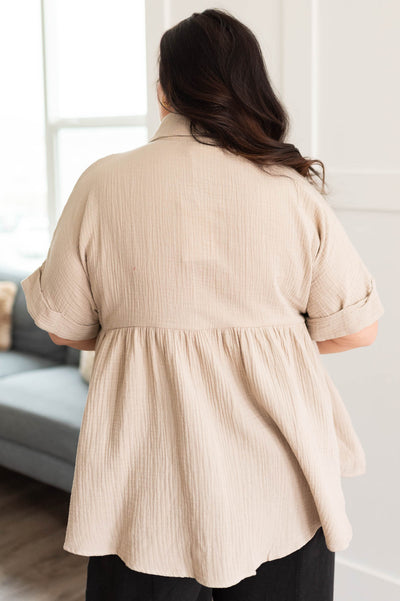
[21, 111, 384, 588]
[85, 112, 338, 331]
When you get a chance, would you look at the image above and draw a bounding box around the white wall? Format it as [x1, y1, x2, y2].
[145, 2, 400, 598]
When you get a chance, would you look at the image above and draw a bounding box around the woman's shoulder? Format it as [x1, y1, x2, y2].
[276, 166, 331, 213]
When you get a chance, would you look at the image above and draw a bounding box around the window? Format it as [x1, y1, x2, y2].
[0, 0, 148, 271]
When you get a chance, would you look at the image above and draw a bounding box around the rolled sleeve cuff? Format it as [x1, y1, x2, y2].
[305, 278, 385, 342]
[21, 266, 100, 341]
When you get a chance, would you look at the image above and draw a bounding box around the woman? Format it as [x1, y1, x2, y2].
[21, 8, 384, 601]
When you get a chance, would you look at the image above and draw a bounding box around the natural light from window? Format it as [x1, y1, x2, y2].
[0, 0, 147, 271]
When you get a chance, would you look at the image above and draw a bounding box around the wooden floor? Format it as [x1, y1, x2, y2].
[0, 465, 87, 600]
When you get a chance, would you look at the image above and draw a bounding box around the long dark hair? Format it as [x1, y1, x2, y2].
[157, 8, 327, 195]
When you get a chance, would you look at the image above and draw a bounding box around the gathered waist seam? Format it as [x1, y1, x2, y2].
[100, 321, 306, 333]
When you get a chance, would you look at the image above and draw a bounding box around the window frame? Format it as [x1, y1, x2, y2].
[40, 0, 162, 232]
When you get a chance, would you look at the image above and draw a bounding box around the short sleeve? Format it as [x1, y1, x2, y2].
[298, 179, 385, 342]
[21, 160, 103, 341]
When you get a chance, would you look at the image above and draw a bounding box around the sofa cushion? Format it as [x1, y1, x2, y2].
[0, 267, 67, 363]
[0, 350, 60, 378]
[0, 364, 88, 464]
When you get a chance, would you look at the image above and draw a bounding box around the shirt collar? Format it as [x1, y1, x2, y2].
[148, 111, 210, 143]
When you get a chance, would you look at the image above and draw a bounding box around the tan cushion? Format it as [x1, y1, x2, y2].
[79, 350, 95, 383]
[0, 281, 18, 351]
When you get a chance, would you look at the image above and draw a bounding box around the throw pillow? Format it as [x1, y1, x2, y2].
[0, 281, 18, 351]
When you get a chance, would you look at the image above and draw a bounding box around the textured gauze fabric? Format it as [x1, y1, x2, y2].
[20, 111, 385, 588]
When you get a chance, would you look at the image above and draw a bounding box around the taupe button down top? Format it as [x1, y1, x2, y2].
[21, 111, 384, 588]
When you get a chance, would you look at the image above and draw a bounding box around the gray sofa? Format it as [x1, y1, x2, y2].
[0, 266, 89, 493]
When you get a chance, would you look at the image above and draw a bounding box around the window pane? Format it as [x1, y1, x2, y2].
[47, 0, 147, 119]
[0, 0, 48, 269]
[58, 126, 148, 211]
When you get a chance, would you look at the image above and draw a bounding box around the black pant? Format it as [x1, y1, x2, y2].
[85, 526, 335, 601]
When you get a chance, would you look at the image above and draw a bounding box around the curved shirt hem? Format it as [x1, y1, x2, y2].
[63, 519, 348, 589]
